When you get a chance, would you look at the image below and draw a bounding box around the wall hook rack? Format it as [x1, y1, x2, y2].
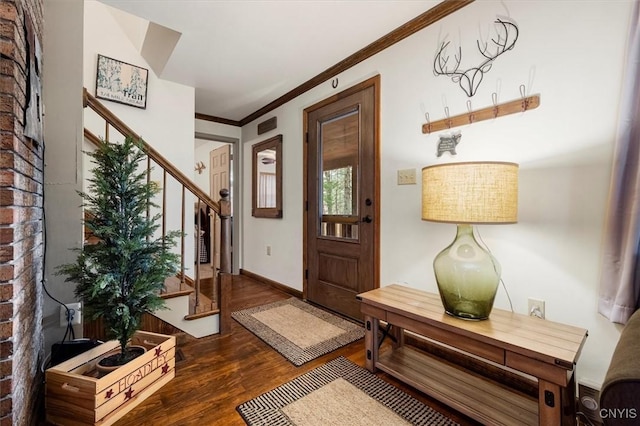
[422, 93, 540, 134]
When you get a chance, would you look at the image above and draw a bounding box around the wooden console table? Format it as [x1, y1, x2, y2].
[357, 284, 588, 426]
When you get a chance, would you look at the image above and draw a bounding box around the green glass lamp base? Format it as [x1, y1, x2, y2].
[434, 224, 501, 321]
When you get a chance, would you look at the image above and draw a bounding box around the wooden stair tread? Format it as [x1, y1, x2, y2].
[159, 275, 220, 320]
[185, 290, 219, 320]
[184, 309, 220, 321]
[161, 276, 194, 299]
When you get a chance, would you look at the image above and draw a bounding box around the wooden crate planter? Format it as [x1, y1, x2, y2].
[45, 331, 176, 426]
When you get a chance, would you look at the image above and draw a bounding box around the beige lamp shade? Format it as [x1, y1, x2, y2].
[422, 161, 518, 224]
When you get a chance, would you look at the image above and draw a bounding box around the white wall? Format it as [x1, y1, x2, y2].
[241, 0, 633, 385]
[43, 0, 85, 352]
[195, 120, 242, 141]
[83, 0, 196, 268]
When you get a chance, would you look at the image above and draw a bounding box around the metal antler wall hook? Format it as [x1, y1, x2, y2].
[433, 18, 519, 97]
[519, 84, 529, 111]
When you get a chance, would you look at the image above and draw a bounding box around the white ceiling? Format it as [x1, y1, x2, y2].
[99, 0, 442, 123]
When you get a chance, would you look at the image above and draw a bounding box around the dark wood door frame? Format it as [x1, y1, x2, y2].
[302, 75, 381, 304]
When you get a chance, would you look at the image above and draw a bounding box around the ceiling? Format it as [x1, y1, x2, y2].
[99, 0, 444, 124]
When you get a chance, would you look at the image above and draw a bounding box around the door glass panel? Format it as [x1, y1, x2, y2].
[319, 109, 359, 240]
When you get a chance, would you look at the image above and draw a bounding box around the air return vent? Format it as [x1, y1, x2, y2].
[578, 381, 602, 425]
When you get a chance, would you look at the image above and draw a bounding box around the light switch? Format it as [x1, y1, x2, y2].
[397, 168, 416, 185]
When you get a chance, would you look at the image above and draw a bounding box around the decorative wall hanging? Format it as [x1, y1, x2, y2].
[437, 132, 461, 157]
[195, 161, 206, 174]
[96, 54, 149, 109]
[433, 18, 519, 97]
[422, 86, 540, 134]
[24, 15, 43, 145]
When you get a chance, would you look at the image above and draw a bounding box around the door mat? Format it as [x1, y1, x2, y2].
[237, 356, 458, 426]
[231, 298, 364, 366]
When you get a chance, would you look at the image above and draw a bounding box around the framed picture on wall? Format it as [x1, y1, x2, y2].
[95, 54, 148, 109]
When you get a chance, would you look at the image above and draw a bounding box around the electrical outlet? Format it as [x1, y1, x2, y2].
[397, 168, 416, 185]
[528, 298, 545, 319]
[266, 245, 271, 256]
[59, 303, 82, 327]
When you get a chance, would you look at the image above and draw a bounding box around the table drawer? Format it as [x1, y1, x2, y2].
[361, 303, 387, 321]
[506, 351, 570, 387]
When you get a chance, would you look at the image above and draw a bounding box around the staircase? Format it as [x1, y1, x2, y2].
[82, 88, 232, 338]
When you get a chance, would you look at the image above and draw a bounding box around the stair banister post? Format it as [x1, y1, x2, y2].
[218, 188, 231, 274]
[218, 188, 232, 334]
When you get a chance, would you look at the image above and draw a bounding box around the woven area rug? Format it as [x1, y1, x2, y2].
[237, 356, 458, 426]
[231, 298, 364, 366]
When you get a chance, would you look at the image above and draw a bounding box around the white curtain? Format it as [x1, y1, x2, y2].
[599, 0, 640, 324]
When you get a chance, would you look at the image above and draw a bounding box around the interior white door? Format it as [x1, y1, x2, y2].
[210, 144, 231, 271]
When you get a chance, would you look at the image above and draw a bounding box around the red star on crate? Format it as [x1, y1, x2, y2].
[162, 364, 169, 375]
[125, 387, 135, 400]
[155, 347, 162, 357]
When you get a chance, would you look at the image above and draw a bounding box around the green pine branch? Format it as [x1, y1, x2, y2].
[57, 137, 181, 364]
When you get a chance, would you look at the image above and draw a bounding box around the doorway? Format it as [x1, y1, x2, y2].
[303, 75, 380, 320]
[194, 133, 239, 274]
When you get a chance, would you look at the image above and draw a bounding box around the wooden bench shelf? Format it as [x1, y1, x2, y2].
[377, 346, 538, 425]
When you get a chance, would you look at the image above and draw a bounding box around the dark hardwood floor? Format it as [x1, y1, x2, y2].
[53, 275, 480, 425]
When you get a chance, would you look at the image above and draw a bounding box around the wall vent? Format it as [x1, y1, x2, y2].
[578, 381, 603, 425]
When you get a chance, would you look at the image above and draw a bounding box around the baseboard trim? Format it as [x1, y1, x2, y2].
[240, 269, 303, 299]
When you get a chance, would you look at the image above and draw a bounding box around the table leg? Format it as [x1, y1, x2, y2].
[539, 379, 574, 426]
[364, 315, 379, 372]
[561, 373, 577, 426]
[390, 324, 404, 349]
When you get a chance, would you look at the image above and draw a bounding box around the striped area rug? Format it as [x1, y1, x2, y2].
[236, 356, 458, 426]
[231, 298, 364, 366]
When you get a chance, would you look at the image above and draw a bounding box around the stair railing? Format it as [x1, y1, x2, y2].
[82, 88, 232, 333]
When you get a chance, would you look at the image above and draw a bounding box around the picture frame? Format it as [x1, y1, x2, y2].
[95, 54, 148, 109]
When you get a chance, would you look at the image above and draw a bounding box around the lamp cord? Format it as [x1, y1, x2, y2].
[40, 141, 79, 372]
[576, 411, 596, 426]
[473, 226, 515, 313]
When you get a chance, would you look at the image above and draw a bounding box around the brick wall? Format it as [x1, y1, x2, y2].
[0, 0, 45, 425]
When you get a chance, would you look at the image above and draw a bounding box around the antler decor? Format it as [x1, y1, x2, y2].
[434, 19, 519, 97]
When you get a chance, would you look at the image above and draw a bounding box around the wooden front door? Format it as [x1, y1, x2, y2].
[304, 76, 379, 320]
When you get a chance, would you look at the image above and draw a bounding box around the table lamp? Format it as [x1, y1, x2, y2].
[422, 161, 518, 320]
